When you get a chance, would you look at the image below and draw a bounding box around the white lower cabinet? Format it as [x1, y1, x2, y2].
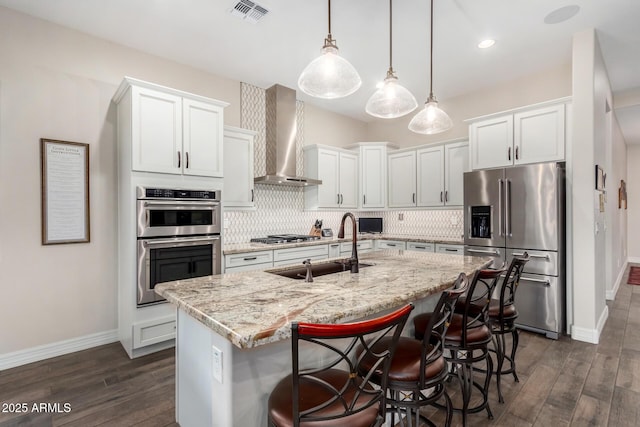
[328, 243, 341, 258]
[273, 245, 329, 267]
[340, 240, 374, 256]
[406, 242, 435, 252]
[376, 240, 406, 250]
[435, 243, 464, 255]
[132, 316, 176, 349]
[224, 250, 273, 273]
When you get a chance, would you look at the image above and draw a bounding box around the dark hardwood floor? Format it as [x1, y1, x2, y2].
[1, 264, 639, 427]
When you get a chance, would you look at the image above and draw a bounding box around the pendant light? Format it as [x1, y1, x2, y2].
[365, 0, 418, 118]
[408, 0, 452, 134]
[298, 0, 362, 99]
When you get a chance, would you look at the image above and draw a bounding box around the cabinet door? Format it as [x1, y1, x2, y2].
[360, 146, 386, 209]
[223, 128, 255, 208]
[416, 146, 444, 207]
[182, 98, 224, 177]
[339, 152, 358, 208]
[470, 115, 513, 170]
[388, 151, 416, 207]
[444, 142, 469, 206]
[132, 86, 182, 174]
[317, 149, 340, 208]
[514, 104, 565, 165]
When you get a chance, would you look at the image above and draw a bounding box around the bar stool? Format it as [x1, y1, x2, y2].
[267, 303, 413, 427]
[488, 253, 529, 403]
[358, 273, 469, 427]
[413, 268, 504, 426]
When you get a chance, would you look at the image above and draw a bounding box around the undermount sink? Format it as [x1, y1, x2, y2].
[267, 259, 373, 280]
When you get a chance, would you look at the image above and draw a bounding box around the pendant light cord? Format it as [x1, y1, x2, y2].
[429, 0, 434, 100]
[389, 0, 393, 72]
[328, 0, 332, 39]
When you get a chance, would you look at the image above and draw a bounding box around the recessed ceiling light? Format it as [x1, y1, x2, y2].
[478, 39, 495, 49]
[544, 5, 580, 25]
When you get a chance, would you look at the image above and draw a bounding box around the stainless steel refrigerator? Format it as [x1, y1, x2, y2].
[464, 162, 565, 339]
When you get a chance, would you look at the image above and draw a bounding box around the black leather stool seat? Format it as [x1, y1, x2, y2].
[414, 313, 491, 344]
[268, 368, 380, 427]
[360, 336, 447, 383]
[488, 301, 517, 320]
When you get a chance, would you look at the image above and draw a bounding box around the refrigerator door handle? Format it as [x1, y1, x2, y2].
[512, 252, 550, 260]
[467, 248, 500, 255]
[521, 276, 551, 286]
[505, 179, 512, 237]
[498, 179, 504, 237]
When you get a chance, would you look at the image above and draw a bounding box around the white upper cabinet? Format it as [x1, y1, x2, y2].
[223, 126, 256, 208]
[388, 150, 417, 208]
[304, 145, 358, 209]
[114, 77, 228, 177]
[416, 147, 444, 206]
[389, 141, 468, 208]
[469, 99, 569, 170]
[444, 142, 469, 206]
[353, 143, 391, 209]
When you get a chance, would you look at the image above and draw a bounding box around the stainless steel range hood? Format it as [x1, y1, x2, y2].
[254, 84, 322, 187]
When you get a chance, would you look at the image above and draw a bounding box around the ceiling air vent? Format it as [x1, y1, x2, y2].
[230, 0, 269, 24]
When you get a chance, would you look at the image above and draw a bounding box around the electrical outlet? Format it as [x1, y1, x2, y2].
[398, 213, 404, 221]
[212, 345, 223, 383]
[450, 216, 459, 226]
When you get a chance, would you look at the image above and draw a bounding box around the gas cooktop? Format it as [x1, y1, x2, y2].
[250, 234, 322, 244]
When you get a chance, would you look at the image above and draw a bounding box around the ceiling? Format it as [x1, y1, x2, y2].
[1, 0, 639, 142]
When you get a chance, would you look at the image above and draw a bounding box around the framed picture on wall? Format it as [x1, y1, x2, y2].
[40, 138, 90, 245]
[595, 165, 605, 191]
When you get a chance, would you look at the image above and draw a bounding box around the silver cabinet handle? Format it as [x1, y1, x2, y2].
[521, 277, 551, 286]
[498, 179, 504, 237]
[467, 248, 499, 255]
[505, 179, 511, 237]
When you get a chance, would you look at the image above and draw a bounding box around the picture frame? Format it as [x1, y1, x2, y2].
[619, 180, 627, 209]
[40, 138, 90, 245]
[595, 165, 605, 191]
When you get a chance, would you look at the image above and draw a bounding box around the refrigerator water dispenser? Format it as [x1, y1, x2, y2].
[471, 206, 491, 238]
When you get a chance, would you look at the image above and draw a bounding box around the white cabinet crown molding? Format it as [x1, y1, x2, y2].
[464, 96, 571, 123]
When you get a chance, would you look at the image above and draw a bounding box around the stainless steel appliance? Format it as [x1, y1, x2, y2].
[250, 234, 321, 245]
[358, 217, 383, 234]
[464, 162, 565, 339]
[136, 187, 221, 306]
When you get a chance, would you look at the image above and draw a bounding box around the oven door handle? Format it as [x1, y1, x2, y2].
[143, 200, 219, 208]
[143, 236, 220, 247]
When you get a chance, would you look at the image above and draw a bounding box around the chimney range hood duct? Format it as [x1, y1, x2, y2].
[254, 84, 322, 187]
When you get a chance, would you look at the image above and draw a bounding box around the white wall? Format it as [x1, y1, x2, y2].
[304, 103, 367, 148]
[0, 6, 367, 357]
[365, 63, 572, 148]
[627, 146, 640, 260]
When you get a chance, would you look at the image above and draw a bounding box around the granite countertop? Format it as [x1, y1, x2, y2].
[155, 250, 490, 349]
[223, 234, 464, 255]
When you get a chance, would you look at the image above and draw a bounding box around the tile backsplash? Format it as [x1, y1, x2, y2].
[223, 83, 463, 245]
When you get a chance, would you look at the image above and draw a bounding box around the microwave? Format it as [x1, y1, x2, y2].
[359, 217, 383, 234]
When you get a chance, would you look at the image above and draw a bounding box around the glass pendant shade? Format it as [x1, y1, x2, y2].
[298, 44, 362, 99]
[366, 73, 418, 118]
[408, 98, 453, 134]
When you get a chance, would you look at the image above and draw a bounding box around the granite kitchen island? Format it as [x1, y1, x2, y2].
[155, 250, 491, 427]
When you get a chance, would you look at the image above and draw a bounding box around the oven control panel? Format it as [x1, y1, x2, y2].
[140, 187, 219, 201]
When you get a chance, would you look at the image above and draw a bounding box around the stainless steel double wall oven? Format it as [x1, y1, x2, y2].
[136, 186, 221, 306]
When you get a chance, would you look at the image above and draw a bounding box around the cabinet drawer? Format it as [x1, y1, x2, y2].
[435, 244, 463, 255]
[340, 240, 373, 254]
[133, 316, 176, 349]
[506, 249, 557, 276]
[225, 250, 273, 269]
[273, 254, 329, 267]
[407, 242, 435, 252]
[273, 245, 328, 262]
[377, 240, 406, 250]
[225, 262, 274, 273]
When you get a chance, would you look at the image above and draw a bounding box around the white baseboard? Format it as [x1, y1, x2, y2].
[607, 261, 628, 300]
[0, 329, 118, 371]
[571, 305, 609, 344]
